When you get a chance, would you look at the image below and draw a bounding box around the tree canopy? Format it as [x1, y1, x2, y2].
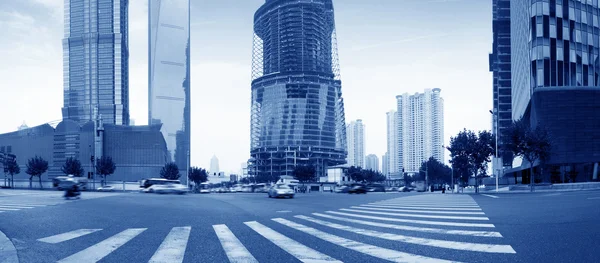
[26, 156, 48, 188]
[418, 157, 452, 184]
[347, 166, 386, 183]
[189, 167, 208, 185]
[160, 162, 181, 180]
[446, 129, 495, 190]
[61, 157, 84, 177]
[96, 156, 116, 186]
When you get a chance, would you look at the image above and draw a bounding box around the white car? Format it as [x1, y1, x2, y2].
[152, 183, 188, 194]
[97, 185, 115, 192]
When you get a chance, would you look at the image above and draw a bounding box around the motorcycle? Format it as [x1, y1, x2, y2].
[64, 188, 81, 200]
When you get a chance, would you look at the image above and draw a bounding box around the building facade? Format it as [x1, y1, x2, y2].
[148, 0, 191, 175]
[365, 154, 379, 172]
[386, 110, 399, 176]
[490, 0, 513, 169]
[0, 120, 169, 183]
[396, 89, 444, 172]
[249, 0, 348, 182]
[382, 152, 389, 176]
[346, 120, 365, 168]
[62, 0, 130, 125]
[507, 0, 600, 182]
[210, 155, 220, 175]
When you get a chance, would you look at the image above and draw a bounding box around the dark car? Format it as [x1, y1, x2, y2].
[367, 184, 386, 192]
[348, 184, 367, 194]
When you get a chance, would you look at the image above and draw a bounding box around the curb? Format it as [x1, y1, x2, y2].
[0, 230, 18, 263]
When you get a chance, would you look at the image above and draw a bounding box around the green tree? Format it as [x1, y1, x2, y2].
[61, 157, 84, 177]
[96, 156, 116, 186]
[503, 119, 552, 191]
[5, 155, 20, 188]
[347, 166, 364, 182]
[26, 156, 48, 189]
[188, 166, 208, 191]
[160, 162, 181, 180]
[293, 165, 316, 183]
[363, 169, 386, 183]
[239, 177, 251, 184]
[419, 157, 452, 185]
[447, 129, 496, 193]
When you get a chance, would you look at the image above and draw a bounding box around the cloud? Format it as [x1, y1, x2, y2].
[350, 33, 450, 51]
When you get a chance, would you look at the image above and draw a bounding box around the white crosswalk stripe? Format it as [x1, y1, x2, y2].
[360, 204, 483, 211]
[213, 224, 258, 263]
[38, 229, 102, 244]
[149, 226, 191, 263]
[57, 228, 147, 263]
[37, 194, 516, 262]
[245, 221, 341, 262]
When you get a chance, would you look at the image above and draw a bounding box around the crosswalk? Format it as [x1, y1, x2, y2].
[36, 194, 518, 262]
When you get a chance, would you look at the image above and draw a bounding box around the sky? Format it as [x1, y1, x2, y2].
[0, 0, 493, 174]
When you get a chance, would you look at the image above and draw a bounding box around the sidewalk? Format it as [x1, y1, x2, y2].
[0, 229, 18, 263]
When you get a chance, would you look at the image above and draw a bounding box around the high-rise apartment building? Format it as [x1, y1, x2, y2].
[365, 154, 379, 172]
[382, 152, 389, 176]
[386, 110, 399, 175]
[506, 0, 600, 181]
[62, 0, 129, 125]
[148, 0, 191, 173]
[346, 120, 365, 168]
[489, 0, 513, 169]
[249, 0, 348, 180]
[396, 89, 444, 172]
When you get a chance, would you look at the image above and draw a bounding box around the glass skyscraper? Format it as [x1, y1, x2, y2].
[148, 0, 191, 174]
[506, 0, 600, 182]
[249, 0, 348, 181]
[62, 0, 129, 125]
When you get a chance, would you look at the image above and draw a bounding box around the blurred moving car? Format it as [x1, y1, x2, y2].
[348, 184, 367, 194]
[399, 186, 413, 192]
[268, 184, 295, 198]
[367, 184, 386, 192]
[335, 185, 350, 193]
[152, 183, 188, 194]
[97, 185, 115, 192]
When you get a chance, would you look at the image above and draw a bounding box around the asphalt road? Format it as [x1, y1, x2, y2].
[1, 189, 599, 263]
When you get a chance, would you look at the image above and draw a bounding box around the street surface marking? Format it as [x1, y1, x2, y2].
[272, 218, 458, 263]
[149, 226, 191, 263]
[57, 228, 146, 263]
[276, 210, 292, 213]
[0, 205, 36, 209]
[371, 203, 480, 208]
[346, 207, 490, 221]
[543, 193, 562, 197]
[244, 221, 341, 263]
[327, 211, 496, 228]
[312, 213, 502, 237]
[354, 206, 485, 215]
[295, 215, 515, 254]
[588, 197, 600, 200]
[0, 207, 20, 211]
[213, 224, 258, 263]
[361, 204, 482, 211]
[481, 194, 500, 199]
[38, 229, 102, 244]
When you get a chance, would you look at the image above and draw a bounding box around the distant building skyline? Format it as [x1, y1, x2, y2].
[382, 152, 388, 176]
[346, 119, 365, 168]
[365, 154, 379, 172]
[396, 89, 444, 172]
[148, 0, 191, 173]
[62, 0, 129, 126]
[210, 155, 220, 174]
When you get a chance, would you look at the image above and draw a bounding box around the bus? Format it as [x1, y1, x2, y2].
[198, 182, 210, 193]
[415, 181, 426, 192]
[140, 178, 181, 192]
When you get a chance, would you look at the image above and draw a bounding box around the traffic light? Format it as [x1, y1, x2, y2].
[91, 155, 95, 163]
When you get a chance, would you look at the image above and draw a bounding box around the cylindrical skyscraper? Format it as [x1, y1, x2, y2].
[249, 0, 347, 182]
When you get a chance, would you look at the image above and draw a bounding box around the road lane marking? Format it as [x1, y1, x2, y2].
[149, 226, 191, 263]
[38, 229, 103, 244]
[312, 213, 502, 237]
[57, 228, 146, 263]
[354, 206, 485, 215]
[295, 215, 515, 254]
[345, 208, 489, 221]
[0, 203, 51, 206]
[326, 211, 495, 228]
[213, 224, 258, 263]
[0, 207, 21, 211]
[272, 218, 458, 263]
[371, 203, 480, 208]
[244, 221, 341, 263]
[588, 197, 600, 200]
[481, 194, 499, 199]
[361, 204, 482, 211]
[0, 205, 35, 209]
[543, 193, 562, 197]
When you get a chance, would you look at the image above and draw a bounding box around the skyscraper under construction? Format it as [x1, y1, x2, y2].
[249, 0, 348, 182]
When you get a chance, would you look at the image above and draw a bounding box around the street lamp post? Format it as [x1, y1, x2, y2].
[489, 110, 499, 192]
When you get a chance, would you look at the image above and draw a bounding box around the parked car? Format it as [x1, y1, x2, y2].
[268, 184, 295, 198]
[348, 184, 367, 194]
